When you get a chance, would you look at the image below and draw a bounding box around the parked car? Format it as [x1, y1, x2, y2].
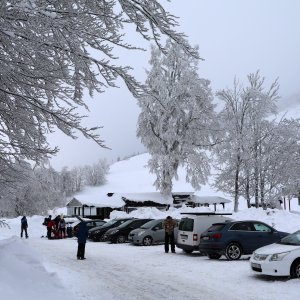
[88, 218, 133, 241]
[128, 219, 179, 246]
[199, 220, 289, 260]
[176, 213, 233, 253]
[104, 218, 153, 243]
[73, 219, 106, 234]
[250, 230, 300, 278]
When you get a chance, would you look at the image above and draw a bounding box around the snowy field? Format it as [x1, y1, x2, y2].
[1, 205, 300, 300]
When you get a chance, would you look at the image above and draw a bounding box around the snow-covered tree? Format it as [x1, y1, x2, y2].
[84, 159, 110, 186]
[137, 40, 216, 195]
[214, 72, 279, 212]
[257, 118, 300, 207]
[0, 0, 197, 182]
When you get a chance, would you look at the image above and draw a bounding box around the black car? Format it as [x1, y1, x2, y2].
[104, 218, 153, 243]
[199, 220, 289, 260]
[73, 219, 106, 234]
[88, 218, 134, 242]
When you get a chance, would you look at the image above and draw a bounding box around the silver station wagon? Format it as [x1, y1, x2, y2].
[128, 218, 179, 246]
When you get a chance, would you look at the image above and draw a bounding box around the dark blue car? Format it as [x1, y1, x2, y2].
[199, 220, 289, 260]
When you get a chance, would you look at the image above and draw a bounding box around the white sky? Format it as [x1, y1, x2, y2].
[48, 0, 300, 170]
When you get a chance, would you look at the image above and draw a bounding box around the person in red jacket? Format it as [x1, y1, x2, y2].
[46, 216, 55, 239]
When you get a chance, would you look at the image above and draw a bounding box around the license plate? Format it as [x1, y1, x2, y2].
[180, 235, 188, 239]
[202, 236, 209, 240]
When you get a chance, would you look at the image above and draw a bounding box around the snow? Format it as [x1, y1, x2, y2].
[1, 209, 300, 300]
[73, 153, 230, 207]
[1, 154, 300, 299]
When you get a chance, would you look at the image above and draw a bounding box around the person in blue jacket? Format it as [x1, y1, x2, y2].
[21, 216, 28, 238]
[76, 221, 89, 260]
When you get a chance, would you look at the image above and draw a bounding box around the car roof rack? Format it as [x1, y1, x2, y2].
[180, 212, 232, 216]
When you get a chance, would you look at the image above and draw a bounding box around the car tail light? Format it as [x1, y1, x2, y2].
[212, 233, 222, 239]
[193, 234, 198, 241]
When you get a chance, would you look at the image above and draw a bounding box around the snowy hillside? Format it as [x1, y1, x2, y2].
[73, 152, 231, 207]
[74, 152, 300, 213]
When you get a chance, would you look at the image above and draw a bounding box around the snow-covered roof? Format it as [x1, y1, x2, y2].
[74, 192, 124, 208]
[191, 195, 231, 204]
[71, 153, 232, 207]
[120, 193, 173, 205]
[73, 192, 174, 207]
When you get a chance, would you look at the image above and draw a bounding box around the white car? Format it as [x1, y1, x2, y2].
[250, 230, 300, 278]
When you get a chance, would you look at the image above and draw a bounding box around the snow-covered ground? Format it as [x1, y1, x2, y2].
[1, 153, 300, 299]
[1, 206, 300, 300]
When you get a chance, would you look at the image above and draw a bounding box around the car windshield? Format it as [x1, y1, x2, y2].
[117, 219, 134, 229]
[140, 219, 161, 229]
[277, 231, 300, 246]
[100, 219, 119, 228]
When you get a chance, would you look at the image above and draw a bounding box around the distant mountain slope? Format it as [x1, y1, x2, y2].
[73, 153, 229, 206]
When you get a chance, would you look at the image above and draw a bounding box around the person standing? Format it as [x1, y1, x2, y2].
[162, 216, 177, 253]
[20, 216, 28, 238]
[76, 221, 89, 260]
[47, 215, 55, 239]
[54, 215, 61, 231]
[58, 217, 66, 238]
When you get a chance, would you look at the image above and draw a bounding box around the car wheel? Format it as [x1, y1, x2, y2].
[142, 236, 153, 246]
[208, 253, 221, 260]
[100, 235, 106, 242]
[225, 243, 242, 260]
[117, 235, 126, 243]
[290, 259, 300, 278]
[183, 249, 193, 254]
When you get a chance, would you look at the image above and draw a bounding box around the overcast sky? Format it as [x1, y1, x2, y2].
[48, 0, 300, 170]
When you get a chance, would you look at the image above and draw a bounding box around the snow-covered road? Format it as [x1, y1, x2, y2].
[29, 237, 298, 300]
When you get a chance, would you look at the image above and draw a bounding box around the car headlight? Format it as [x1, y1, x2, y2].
[94, 230, 100, 234]
[269, 251, 290, 261]
[138, 230, 145, 236]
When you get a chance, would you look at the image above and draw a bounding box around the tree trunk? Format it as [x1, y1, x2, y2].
[245, 175, 251, 208]
[234, 160, 240, 212]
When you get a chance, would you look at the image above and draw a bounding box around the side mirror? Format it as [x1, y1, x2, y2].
[152, 226, 159, 231]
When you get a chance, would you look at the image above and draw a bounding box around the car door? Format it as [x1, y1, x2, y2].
[228, 222, 257, 253]
[252, 222, 278, 249]
[151, 221, 164, 243]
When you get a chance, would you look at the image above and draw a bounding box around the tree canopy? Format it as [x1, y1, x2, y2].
[0, 0, 196, 176]
[137, 40, 216, 195]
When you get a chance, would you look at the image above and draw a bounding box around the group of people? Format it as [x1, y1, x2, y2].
[43, 214, 67, 239]
[75, 215, 177, 260]
[21, 214, 177, 260]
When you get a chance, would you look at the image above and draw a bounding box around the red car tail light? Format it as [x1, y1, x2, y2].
[212, 233, 222, 239]
[193, 234, 198, 241]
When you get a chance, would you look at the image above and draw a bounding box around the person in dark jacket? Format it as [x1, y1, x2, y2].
[21, 216, 28, 238]
[76, 221, 89, 260]
[58, 217, 66, 238]
[162, 216, 177, 253]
